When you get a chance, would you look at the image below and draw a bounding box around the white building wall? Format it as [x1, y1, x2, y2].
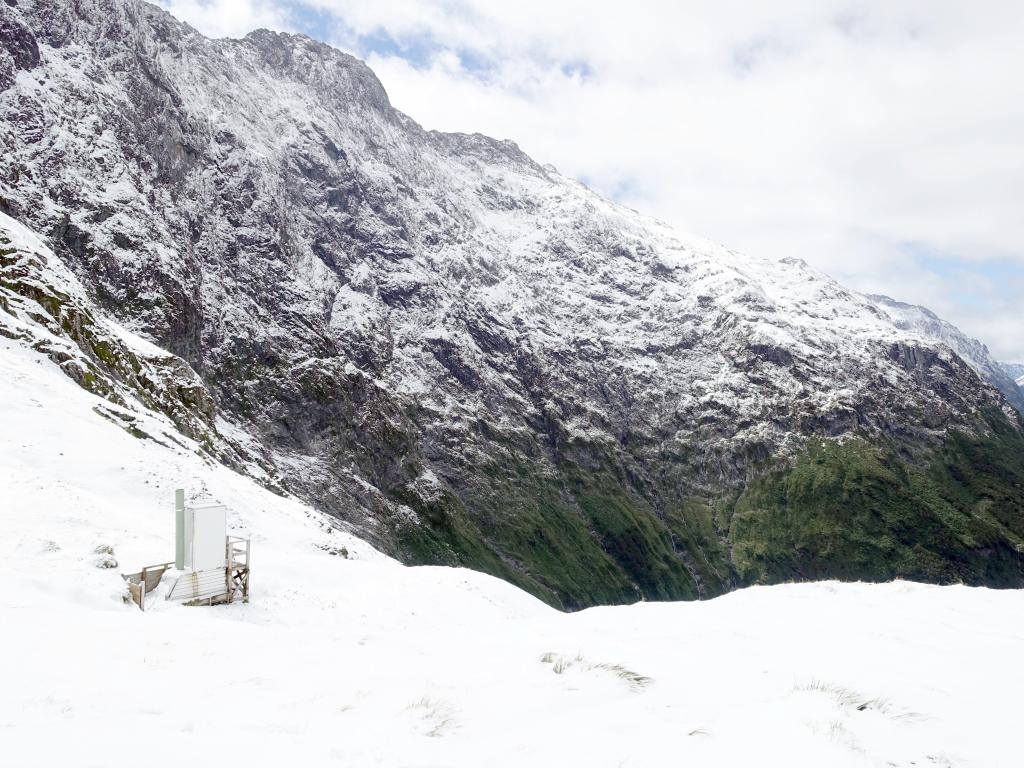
[184, 504, 226, 572]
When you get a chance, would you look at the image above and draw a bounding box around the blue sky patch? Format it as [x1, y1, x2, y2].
[900, 240, 1024, 310]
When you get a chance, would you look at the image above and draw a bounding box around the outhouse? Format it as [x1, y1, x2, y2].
[123, 489, 250, 610]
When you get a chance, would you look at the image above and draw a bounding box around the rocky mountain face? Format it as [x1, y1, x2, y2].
[3, 0, 1024, 607]
[870, 294, 1024, 413]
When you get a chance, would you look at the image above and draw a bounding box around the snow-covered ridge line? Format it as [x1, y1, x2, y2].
[872, 295, 1024, 412]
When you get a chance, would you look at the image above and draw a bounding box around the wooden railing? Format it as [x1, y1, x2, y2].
[122, 561, 174, 611]
[227, 536, 250, 570]
[227, 536, 251, 603]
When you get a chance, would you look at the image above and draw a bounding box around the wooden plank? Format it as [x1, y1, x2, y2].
[166, 568, 231, 601]
[245, 539, 251, 602]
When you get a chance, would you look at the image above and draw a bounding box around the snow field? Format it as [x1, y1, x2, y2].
[1, 337, 1023, 767]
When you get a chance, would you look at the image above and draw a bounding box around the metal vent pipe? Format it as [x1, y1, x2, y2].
[174, 488, 185, 570]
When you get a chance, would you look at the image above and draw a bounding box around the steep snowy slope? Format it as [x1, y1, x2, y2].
[2, 0, 1024, 606]
[2, 320, 1023, 768]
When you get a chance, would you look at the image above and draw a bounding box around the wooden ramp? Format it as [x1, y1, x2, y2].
[164, 536, 250, 606]
[166, 568, 227, 602]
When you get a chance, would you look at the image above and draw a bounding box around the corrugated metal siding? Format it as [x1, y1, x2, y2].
[167, 568, 227, 601]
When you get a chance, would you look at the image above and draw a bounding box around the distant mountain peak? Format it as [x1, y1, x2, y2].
[869, 294, 1023, 412]
[999, 361, 1024, 387]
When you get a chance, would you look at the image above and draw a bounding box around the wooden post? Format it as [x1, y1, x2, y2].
[244, 538, 251, 602]
[225, 536, 231, 603]
[140, 568, 146, 612]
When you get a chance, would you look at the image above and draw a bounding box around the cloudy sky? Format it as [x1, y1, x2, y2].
[161, 0, 1024, 362]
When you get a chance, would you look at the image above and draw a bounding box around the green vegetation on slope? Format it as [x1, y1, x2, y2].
[394, 459, 666, 609]
[392, 408, 1024, 610]
[392, 443, 740, 609]
[729, 408, 1024, 587]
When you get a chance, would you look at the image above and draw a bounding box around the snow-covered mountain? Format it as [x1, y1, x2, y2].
[3, 302, 1022, 768]
[2, 0, 1024, 607]
[1000, 362, 1024, 388]
[872, 296, 1024, 413]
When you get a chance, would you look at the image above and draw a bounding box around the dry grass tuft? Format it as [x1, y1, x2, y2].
[539, 652, 652, 690]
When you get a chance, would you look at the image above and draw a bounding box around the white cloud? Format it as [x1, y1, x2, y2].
[158, 0, 290, 39]
[160, 0, 1024, 360]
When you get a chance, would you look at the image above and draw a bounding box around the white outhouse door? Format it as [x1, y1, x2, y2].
[183, 503, 227, 572]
